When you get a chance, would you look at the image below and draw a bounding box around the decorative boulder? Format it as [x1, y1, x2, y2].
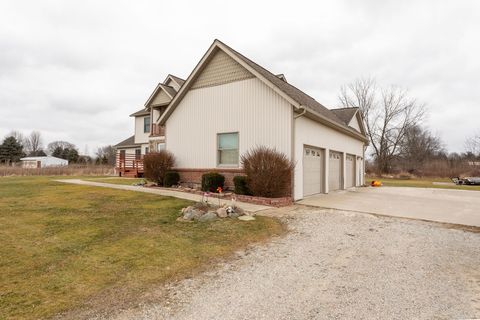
[216, 208, 228, 218]
[228, 211, 239, 219]
[183, 208, 203, 221]
[234, 206, 245, 216]
[197, 211, 218, 222]
[238, 215, 256, 221]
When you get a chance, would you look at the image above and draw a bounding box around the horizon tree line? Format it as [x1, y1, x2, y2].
[0, 130, 116, 166]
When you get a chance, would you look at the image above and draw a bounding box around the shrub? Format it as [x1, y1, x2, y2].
[201, 172, 225, 192]
[164, 171, 180, 187]
[233, 175, 251, 195]
[241, 146, 294, 198]
[143, 151, 175, 185]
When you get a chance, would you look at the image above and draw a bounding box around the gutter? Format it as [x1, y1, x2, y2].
[293, 106, 307, 119]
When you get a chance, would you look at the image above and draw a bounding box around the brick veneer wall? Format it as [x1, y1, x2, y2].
[175, 168, 245, 190]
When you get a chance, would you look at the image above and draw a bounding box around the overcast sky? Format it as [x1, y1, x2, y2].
[1, 0, 479, 155]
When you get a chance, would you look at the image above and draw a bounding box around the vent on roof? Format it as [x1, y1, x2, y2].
[276, 74, 287, 82]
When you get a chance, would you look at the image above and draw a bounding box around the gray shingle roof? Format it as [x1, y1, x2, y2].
[169, 74, 185, 87]
[219, 40, 350, 129]
[129, 108, 150, 117]
[330, 107, 359, 125]
[160, 84, 177, 98]
[114, 135, 141, 148]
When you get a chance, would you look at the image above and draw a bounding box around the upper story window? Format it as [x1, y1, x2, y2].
[217, 132, 239, 166]
[144, 116, 151, 133]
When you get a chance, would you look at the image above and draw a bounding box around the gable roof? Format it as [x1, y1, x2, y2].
[168, 74, 185, 87]
[114, 135, 141, 148]
[330, 107, 358, 124]
[144, 83, 176, 107]
[158, 40, 367, 142]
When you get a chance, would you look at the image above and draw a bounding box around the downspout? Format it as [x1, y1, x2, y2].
[291, 106, 307, 200]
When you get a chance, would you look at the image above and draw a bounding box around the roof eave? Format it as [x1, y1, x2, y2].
[302, 107, 369, 143]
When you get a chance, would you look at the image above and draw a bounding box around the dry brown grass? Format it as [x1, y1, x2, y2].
[0, 165, 114, 177]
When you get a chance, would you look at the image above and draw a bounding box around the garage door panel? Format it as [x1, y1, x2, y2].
[346, 154, 355, 188]
[303, 147, 323, 197]
[328, 151, 342, 191]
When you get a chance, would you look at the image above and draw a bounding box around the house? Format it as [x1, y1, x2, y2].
[20, 156, 68, 168]
[114, 75, 185, 177]
[114, 39, 368, 200]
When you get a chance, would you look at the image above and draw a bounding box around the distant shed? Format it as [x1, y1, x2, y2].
[20, 156, 68, 168]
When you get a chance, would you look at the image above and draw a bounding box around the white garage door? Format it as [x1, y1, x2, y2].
[346, 154, 355, 188]
[303, 146, 323, 196]
[357, 156, 363, 186]
[329, 151, 342, 191]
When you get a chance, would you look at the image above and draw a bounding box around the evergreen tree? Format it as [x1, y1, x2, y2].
[0, 136, 24, 164]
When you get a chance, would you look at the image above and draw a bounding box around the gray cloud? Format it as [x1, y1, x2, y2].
[0, 0, 479, 154]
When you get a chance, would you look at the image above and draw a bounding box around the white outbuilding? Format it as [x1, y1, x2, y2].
[20, 156, 68, 168]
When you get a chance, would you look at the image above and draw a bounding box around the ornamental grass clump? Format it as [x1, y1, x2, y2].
[241, 146, 294, 198]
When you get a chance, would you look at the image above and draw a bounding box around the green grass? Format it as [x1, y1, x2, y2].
[366, 177, 480, 191]
[0, 176, 283, 320]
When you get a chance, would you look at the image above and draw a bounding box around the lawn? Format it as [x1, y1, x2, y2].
[83, 176, 146, 185]
[0, 176, 283, 320]
[366, 177, 480, 191]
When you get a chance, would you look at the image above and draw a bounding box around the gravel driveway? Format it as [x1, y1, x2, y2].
[106, 207, 480, 320]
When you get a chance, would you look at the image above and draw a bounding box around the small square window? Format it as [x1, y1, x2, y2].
[217, 132, 239, 166]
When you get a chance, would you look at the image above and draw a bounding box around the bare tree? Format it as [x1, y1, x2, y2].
[398, 124, 444, 172]
[25, 131, 44, 156]
[339, 78, 426, 173]
[95, 145, 116, 165]
[465, 132, 480, 156]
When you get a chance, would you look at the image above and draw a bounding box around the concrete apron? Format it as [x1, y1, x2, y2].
[298, 186, 480, 228]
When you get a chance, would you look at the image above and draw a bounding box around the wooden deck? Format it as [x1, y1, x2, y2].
[116, 154, 144, 178]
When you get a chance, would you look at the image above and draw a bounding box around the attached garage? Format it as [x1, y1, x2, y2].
[345, 154, 356, 188]
[303, 146, 323, 197]
[328, 151, 342, 191]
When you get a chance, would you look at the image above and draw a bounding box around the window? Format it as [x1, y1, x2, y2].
[158, 143, 166, 151]
[145, 147, 149, 154]
[143, 116, 150, 133]
[217, 132, 239, 166]
[135, 149, 141, 160]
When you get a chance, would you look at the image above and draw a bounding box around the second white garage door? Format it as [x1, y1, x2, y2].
[303, 147, 323, 196]
[328, 151, 342, 191]
[345, 154, 355, 188]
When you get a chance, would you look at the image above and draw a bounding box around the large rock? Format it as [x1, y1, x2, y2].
[216, 208, 228, 218]
[234, 206, 245, 216]
[183, 208, 203, 221]
[197, 211, 218, 222]
[238, 215, 256, 221]
[228, 211, 239, 219]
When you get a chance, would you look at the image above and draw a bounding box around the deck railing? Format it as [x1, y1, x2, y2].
[116, 154, 144, 173]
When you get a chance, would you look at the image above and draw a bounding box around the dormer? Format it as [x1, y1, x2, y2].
[163, 74, 185, 92]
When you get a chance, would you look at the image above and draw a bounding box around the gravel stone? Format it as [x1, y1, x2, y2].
[105, 207, 480, 320]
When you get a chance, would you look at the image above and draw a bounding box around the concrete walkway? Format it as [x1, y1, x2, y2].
[55, 179, 271, 213]
[299, 186, 480, 227]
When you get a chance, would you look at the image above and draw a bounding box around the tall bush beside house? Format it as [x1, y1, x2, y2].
[241, 146, 294, 198]
[201, 172, 225, 192]
[143, 151, 175, 185]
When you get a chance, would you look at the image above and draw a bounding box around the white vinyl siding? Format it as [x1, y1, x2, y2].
[134, 116, 150, 144]
[166, 78, 292, 168]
